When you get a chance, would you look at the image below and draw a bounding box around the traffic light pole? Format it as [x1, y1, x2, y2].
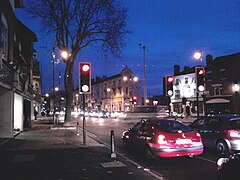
[82, 93, 86, 146]
[196, 91, 199, 118]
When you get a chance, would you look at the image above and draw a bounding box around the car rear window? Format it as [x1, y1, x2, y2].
[229, 119, 240, 129]
[156, 121, 192, 133]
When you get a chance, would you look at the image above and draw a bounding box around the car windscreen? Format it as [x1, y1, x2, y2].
[229, 119, 240, 129]
[156, 121, 192, 133]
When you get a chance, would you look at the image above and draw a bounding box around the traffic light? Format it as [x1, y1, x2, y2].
[166, 76, 174, 96]
[195, 67, 205, 92]
[79, 62, 91, 93]
[132, 96, 137, 104]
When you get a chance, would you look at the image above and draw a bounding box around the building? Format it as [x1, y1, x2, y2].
[205, 53, 240, 114]
[169, 65, 204, 117]
[74, 67, 141, 113]
[0, 0, 37, 138]
[32, 51, 42, 118]
[167, 52, 240, 117]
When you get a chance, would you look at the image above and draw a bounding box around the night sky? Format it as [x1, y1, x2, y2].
[15, 0, 240, 96]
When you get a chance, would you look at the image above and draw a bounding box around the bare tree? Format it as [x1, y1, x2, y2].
[27, 0, 130, 125]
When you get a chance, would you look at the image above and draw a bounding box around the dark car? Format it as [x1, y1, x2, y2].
[217, 153, 240, 180]
[122, 118, 203, 159]
[189, 115, 240, 155]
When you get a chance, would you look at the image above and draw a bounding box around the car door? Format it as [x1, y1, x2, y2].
[137, 121, 153, 151]
[128, 121, 143, 147]
[190, 117, 209, 147]
[205, 118, 222, 148]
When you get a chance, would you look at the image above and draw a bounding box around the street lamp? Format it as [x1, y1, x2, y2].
[193, 50, 203, 66]
[61, 50, 70, 61]
[52, 47, 61, 124]
[52, 47, 56, 124]
[139, 43, 147, 105]
[133, 77, 138, 82]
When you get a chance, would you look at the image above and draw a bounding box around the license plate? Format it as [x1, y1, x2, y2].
[176, 139, 192, 144]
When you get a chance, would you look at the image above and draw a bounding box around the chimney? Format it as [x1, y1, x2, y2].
[174, 65, 180, 75]
[206, 54, 213, 66]
[184, 66, 190, 72]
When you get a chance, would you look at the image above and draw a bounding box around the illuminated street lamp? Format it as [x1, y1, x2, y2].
[54, 87, 59, 92]
[193, 50, 203, 65]
[123, 76, 128, 81]
[133, 77, 138, 82]
[61, 50, 70, 61]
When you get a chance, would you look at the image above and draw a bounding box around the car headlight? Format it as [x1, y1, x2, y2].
[217, 158, 229, 170]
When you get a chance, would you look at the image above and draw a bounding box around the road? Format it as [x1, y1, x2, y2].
[78, 116, 220, 180]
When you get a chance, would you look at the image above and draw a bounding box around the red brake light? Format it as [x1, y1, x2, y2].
[157, 134, 167, 144]
[228, 130, 240, 138]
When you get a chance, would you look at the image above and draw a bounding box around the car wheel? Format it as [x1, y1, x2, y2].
[216, 140, 229, 156]
[145, 146, 156, 161]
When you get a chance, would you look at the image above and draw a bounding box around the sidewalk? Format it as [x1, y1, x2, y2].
[0, 119, 164, 180]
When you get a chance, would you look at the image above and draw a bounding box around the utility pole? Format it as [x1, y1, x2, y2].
[139, 44, 147, 105]
[52, 47, 55, 125]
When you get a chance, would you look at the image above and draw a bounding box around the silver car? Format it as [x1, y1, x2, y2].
[189, 115, 240, 155]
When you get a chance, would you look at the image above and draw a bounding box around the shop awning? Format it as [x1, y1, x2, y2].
[206, 98, 230, 104]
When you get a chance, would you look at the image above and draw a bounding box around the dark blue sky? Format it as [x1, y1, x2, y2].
[16, 0, 240, 96]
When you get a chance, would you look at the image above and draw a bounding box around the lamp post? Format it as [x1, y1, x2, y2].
[139, 44, 147, 105]
[52, 47, 56, 124]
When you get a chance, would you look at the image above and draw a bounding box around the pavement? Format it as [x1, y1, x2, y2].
[0, 116, 196, 180]
[0, 117, 167, 180]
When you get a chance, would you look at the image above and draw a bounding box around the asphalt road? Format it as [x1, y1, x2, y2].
[79, 116, 220, 180]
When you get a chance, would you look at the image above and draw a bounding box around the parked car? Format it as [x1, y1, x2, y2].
[189, 114, 240, 155]
[110, 111, 126, 118]
[169, 112, 185, 119]
[217, 153, 240, 180]
[122, 118, 204, 159]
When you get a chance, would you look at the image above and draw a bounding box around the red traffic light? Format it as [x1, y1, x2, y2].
[166, 75, 174, 96]
[167, 76, 174, 83]
[79, 62, 91, 93]
[82, 64, 90, 72]
[195, 67, 205, 92]
[198, 69, 205, 75]
[132, 96, 137, 100]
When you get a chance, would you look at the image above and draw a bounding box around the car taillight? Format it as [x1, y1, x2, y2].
[157, 134, 167, 144]
[228, 130, 240, 138]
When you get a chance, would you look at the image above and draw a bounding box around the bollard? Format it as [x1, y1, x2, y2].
[76, 122, 80, 136]
[110, 130, 116, 159]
